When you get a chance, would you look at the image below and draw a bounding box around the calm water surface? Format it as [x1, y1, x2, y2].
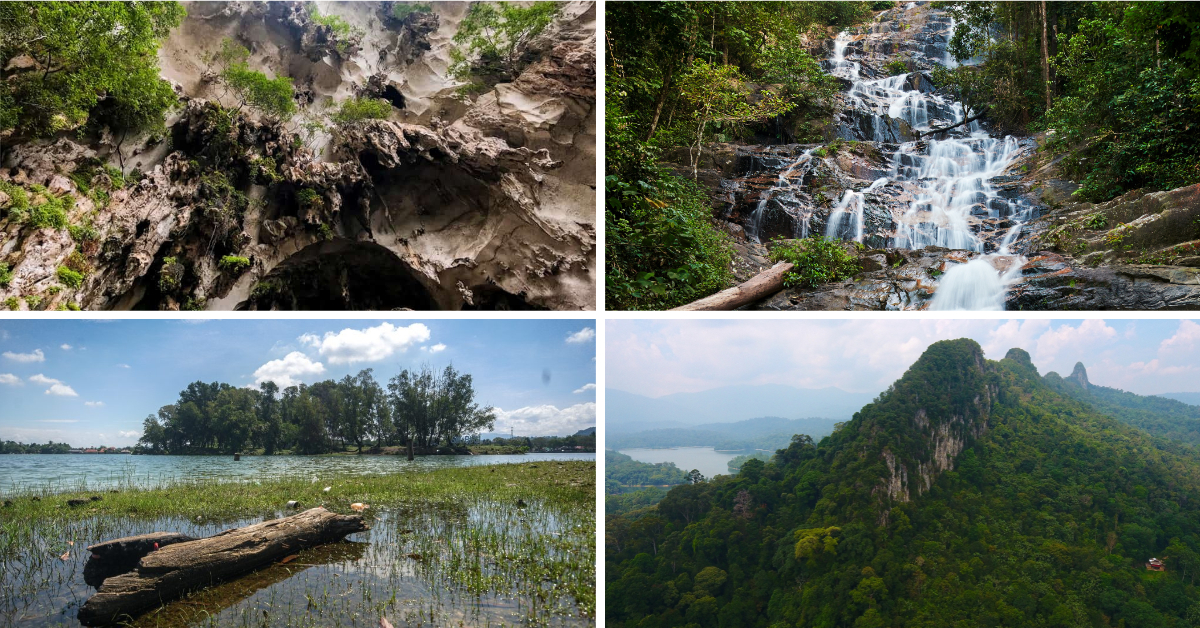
[618, 447, 741, 479]
[0, 452, 595, 493]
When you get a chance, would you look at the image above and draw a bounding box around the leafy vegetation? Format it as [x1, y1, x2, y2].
[55, 265, 83, 289]
[391, 2, 433, 22]
[209, 38, 296, 120]
[0, 2, 184, 138]
[217, 255, 251, 274]
[0, 181, 30, 218]
[330, 97, 392, 125]
[769, 236, 861, 288]
[1045, 365, 1200, 448]
[138, 365, 494, 456]
[305, 4, 363, 54]
[450, 2, 560, 83]
[937, 2, 1200, 201]
[607, 340, 1200, 628]
[607, 451, 691, 495]
[605, 2, 876, 309]
[0, 262, 12, 287]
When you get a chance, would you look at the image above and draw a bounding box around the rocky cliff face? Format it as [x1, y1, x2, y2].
[0, 1, 596, 311]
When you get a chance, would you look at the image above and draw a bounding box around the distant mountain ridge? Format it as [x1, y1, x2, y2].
[1045, 362, 1200, 447]
[1159, 392, 1200, 407]
[608, 416, 841, 451]
[606, 384, 873, 435]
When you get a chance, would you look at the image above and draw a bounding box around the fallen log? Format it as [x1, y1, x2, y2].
[669, 262, 794, 311]
[83, 532, 196, 588]
[78, 507, 367, 626]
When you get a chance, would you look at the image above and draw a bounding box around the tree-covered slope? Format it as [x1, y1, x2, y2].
[1044, 363, 1200, 448]
[606, 340, 1200, 628]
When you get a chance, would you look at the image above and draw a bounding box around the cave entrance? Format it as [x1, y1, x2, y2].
[240, 240, 435, 310]
[381, 84, 406, 110]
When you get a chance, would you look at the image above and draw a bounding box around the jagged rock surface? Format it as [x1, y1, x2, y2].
[0, 1, 595, 311]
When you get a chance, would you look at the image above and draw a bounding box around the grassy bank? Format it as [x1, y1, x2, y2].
[0, 461, 596, 627]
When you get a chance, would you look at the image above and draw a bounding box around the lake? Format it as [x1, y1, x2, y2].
[0, 452, 596, 493]
[618, 447, 742, 479]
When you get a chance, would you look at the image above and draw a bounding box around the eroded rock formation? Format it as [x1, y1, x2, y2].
[0, 1, 596, 311]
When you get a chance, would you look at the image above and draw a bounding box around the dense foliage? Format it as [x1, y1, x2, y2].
[936, 1, 1200, 201]
[605, 2, 876, 310]
[607, 451, 691, 495]
[138, 365, 494, 455]
[768, 237, 862, 289]
[450, 1, 560, 84]
[0, 1, 184, 138]
[0, 441, 73, 454]
[330, 97, 392, 125]
[1045, 366, 1200, 449]
[607, 340, 1200, 628]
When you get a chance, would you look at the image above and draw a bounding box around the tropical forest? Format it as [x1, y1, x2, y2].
[606, 339, 1200, 627]
[605, 1, 1200, 310]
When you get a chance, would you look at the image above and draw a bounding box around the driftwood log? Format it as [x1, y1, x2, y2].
[78, 507, 367, 626]
[83, 532, 196, 588]
[670, 262, 794, 311]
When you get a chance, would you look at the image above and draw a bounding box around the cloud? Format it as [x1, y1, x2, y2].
[566, 327, 595, 344]
[37, 419, 78, 424]
[29, 374, 78, 397]
[253, 351, 326, 387]
[1161, 320, 1200, 355]
[4, 349, 45, 363]
[117, 364, 131, 369]
[492, 403, 596, 436]
[60, 344, 72, 350]
[302, 323, 431, 365]
[573, 383, 596, 394]
[0, 373, 22, 386]
[118, 430, 141, 439]
[84, 401, 104, 407]
[428, 343, 447, 353]
[1034, 319, 1117, 361]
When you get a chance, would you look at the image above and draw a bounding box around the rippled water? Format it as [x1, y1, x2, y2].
[0, 453, 595, 494]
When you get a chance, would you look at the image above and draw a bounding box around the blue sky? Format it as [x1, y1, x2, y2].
[0, 319, 597, 446]
[609, 319, 1200, 399]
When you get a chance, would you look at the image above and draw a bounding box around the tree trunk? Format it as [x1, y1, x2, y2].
[669, 262, 795, 311]
[78, 508, 367, 626]
[645, 68, 674, 141]
[407, 438, 414, 461]
[914, 111, 987, 138]
[1039, 0, 1051, 110]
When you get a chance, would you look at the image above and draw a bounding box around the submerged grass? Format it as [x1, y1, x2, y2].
[0, 461, 596, 628]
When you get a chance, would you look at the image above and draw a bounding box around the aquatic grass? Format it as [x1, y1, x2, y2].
[0, 462, 595, 627]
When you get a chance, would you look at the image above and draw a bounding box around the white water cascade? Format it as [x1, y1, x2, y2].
[748, 149, 816, 242]
[826, 177, 889, 242]
[820, 20, 1034, 309]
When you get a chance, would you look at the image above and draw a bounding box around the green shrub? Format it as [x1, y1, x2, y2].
[317, 223, 335, 241]
[450, 2, 560, 82]
[26, 194, 73, 230]
[158, 257, 184, 292]
[56, 266, 84, 289]
[606, 173, 733, 310]
[249, 156, 280, 184]
[330, 98, 392, 125]
[4, 297, 18, 311]
[305, 5, 364, 54]
[392, 2, 432, 21]
[883, 57, 909, 76]
[0, 262, 12, 287]
[55, 302, 81, 311]
[769, 236, 861, 288]
[218, 255, 252, 273]
[24, 295, 42, 309]
[220, 57, 296, 120]
[296, 188, 322, 209]
[1084, 213, 1108, 230]
[64, 251, 92, 275]
[0, 181, 30, 218]
[69, 219, 100, 243]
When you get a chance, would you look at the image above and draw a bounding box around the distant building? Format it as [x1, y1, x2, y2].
[1147, 558, 1165, 572]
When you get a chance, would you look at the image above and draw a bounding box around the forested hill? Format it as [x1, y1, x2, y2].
[1045, 362, 1200, 448]
[606, 339, 1200, 628]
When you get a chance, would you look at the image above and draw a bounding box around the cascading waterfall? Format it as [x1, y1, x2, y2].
[820, 22, 1033, 310]
[748, 149, 816, 242]
[826, 177, 888, 242]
